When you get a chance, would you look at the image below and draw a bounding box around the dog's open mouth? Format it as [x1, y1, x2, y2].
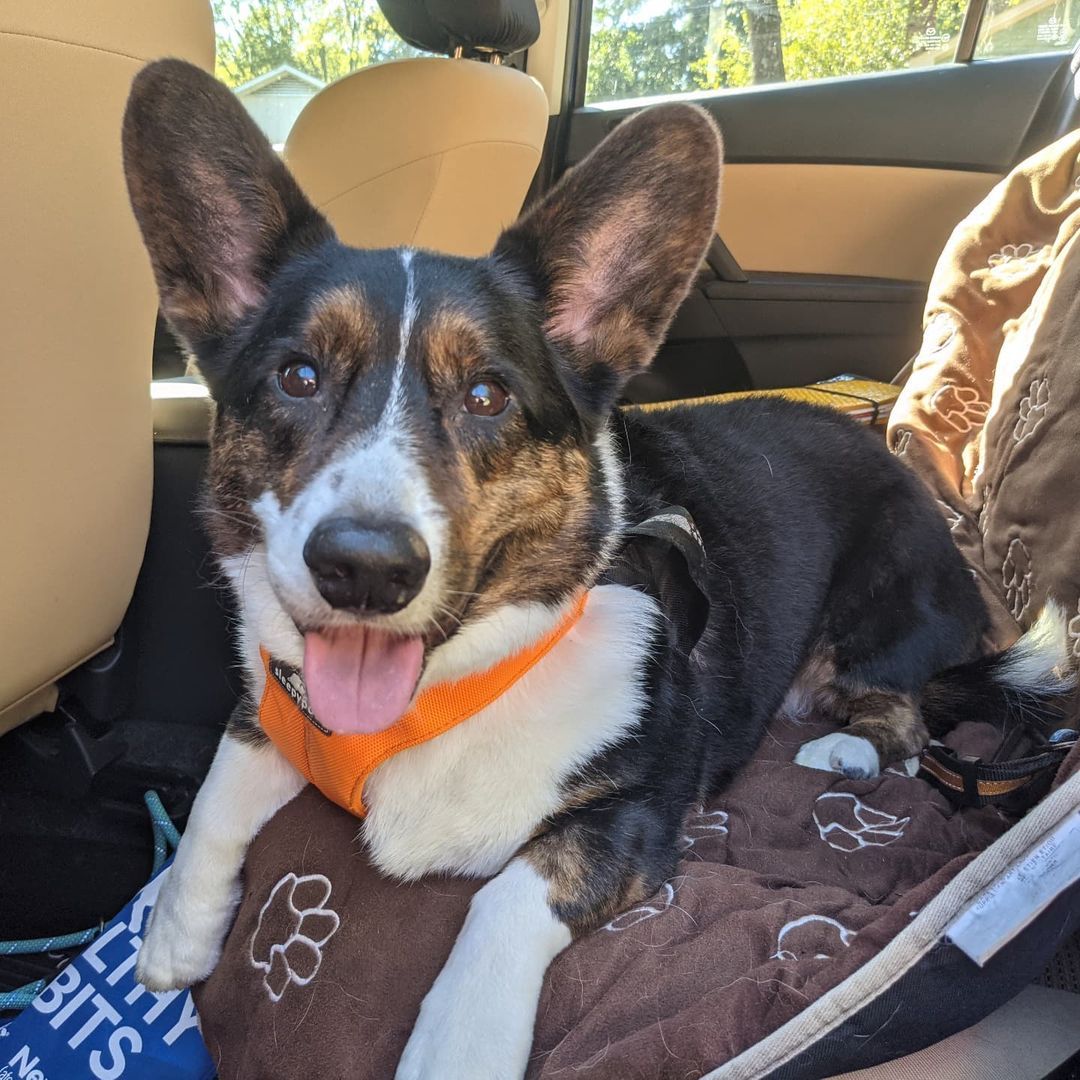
[303, 626, 425, 735]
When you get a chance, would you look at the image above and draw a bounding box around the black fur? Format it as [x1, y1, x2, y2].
[529, 398, 1007, 922]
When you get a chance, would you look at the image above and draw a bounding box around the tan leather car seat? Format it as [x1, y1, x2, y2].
[284, 0, 548, 257]
[0, 2, 214, 733]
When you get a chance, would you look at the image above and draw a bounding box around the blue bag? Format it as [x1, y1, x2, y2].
[0, 866, 215, 1080]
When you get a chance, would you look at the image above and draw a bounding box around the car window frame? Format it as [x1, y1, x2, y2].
[567, 0, 1077, 111]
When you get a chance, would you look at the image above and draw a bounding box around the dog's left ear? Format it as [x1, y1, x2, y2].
[494, 104, 721, 409]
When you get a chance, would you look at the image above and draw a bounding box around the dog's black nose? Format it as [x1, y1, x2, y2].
[303, 518, 430, 614]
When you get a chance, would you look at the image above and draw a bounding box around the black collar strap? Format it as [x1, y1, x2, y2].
[918, 729, 1077, 808]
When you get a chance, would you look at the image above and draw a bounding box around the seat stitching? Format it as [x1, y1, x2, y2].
[409, 151, 446, 245]
[0, 28, 161, 63]
[309, 141, 542, 210]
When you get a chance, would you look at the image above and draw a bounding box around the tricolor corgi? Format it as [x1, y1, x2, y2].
[122, 60, 1073, 1080]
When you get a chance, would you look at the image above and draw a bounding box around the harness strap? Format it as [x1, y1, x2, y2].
[259, 591, 589, 817]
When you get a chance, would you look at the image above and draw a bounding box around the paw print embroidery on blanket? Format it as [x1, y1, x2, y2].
[890, 428, 912, 457]
[1014, 378, 1050, 443]
[813, 792, 910, 852]
[986, 242, 1046, 284]
[603, 882, 676, 932]
[250, 872, 341, 1003]
[677, 805, 729, 852]
[770, 914, 856, 961]
[1002, 537, 1033, 621]
[928, 383, 989, 434]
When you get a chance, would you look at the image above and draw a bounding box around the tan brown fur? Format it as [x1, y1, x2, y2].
[302, 285, 378, 371]
[836, 690, 929, 765]
[782, 647, 930, 765]
[550, 774, 619, 817]
[204, 412, 269, 558]
[440, 435, 597, 620]
[781, 645, 838, 719]
[524, 831, 653, 936]
[419, 306, 494, 394]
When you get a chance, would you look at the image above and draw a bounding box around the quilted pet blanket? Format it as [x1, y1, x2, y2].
[195, 712, 1047, 1078]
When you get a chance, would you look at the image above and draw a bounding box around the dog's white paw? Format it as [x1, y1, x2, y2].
[795, 733, 880, 779]
[135, 869, 239, 991]
[395, 964, 533, 1080]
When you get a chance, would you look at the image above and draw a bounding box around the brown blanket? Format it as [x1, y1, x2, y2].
[195, 712, 1021, 1079]
[194, 131, 1080, 1076]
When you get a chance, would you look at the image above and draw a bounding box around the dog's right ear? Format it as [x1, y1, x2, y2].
[123, 59, 334, 374]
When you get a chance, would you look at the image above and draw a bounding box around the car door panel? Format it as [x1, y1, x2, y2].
[559, 47, 1077, 400]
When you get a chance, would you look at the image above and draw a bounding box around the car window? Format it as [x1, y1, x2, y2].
[974, 0, 1080, 59]
[214, 0, 420, 148]
[584, 0, 970, 105]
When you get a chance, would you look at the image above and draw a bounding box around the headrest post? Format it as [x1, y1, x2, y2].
[452, 45, 463, 59]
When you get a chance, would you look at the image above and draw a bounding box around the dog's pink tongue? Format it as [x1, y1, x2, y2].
[303, 627, 424, 735]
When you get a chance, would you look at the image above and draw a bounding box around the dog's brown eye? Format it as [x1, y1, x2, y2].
[278, 360, 319, 398]
[464, 380, 509, 417]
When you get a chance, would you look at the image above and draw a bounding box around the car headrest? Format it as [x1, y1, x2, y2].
[378, 0, 540, 57]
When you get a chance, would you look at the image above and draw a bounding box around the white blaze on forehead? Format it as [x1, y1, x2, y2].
[383, 248, 418, 426]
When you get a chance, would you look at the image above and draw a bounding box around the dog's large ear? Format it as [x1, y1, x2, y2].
[123, 59, 334, 370]
[494, 104, 721, 411]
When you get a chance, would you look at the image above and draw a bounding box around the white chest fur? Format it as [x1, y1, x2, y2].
[362, 584, 659, 880]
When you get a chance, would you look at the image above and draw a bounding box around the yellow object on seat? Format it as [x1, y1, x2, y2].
[626, 377, 899, 426]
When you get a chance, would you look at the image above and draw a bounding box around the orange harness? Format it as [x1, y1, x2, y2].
[258, 593, 588, 817]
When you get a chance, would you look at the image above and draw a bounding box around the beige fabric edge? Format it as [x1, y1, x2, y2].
[0, 682, 59, 738]
[152, 377, 213, 444]
[703, 769, 1080, 1080]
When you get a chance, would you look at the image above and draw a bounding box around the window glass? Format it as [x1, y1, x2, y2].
[585, 1, 968, 105]
[214, 1, 420, 148]
[974, 0, 1080, 59]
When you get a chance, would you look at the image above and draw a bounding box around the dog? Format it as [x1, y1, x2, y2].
[123, 60, 1074, 1080]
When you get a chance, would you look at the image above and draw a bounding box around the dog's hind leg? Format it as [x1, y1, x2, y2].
[794, 477, 987, 779]
[795, 686, 927, 779]
[136, 713, 305, 990]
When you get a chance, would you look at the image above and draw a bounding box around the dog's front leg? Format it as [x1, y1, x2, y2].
[395, 859, 569, 1080]
[396, 800, 679, 1080]
[137, 720, 304, 990]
